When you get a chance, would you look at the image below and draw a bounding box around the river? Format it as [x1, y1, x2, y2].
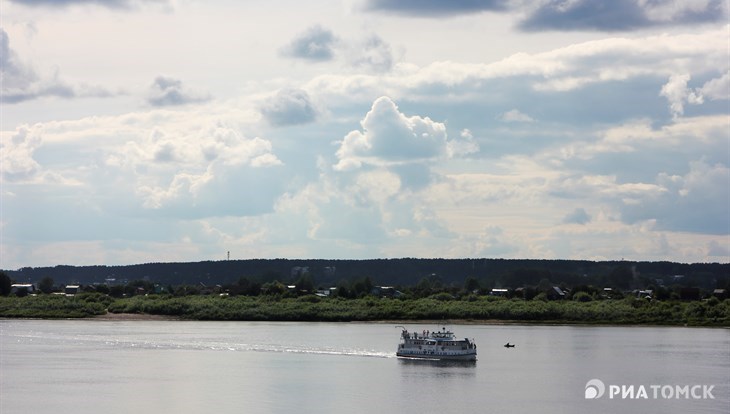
[1, 320, 727, 414]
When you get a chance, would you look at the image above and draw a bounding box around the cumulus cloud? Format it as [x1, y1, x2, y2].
[447, 129, 480, 158]
[696, 71, 730, 101]
[334, 96, 448, 171]
[281, 26, 396, 73]
[657, 71, 729, 118]
[126, 124, 284, 214]
[659, 74, 703, 119]
[280, 25, 337, 62]
[333, 97, 482, 192]
[3, 110, 284, 223]
[146, 76, 211, 107]
[0, 127, 42, 182]
[260, 88, 318, 126]
[307, 27, 728, 108]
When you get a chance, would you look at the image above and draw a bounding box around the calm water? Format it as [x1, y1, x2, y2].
[1, 320, 728, 414]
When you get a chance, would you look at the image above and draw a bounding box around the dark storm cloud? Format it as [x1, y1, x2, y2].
[260, 88, 318, 126]
[519, 0, 649, 31]
[364, 0, 727, 31]
[146, 76, 211, 107]
[519, 0, 728, 32]
[280, 25, 337, 62]
[364, 0, 510, 16]
[0, 28, 79, 103]
[1, 28, 38, 94]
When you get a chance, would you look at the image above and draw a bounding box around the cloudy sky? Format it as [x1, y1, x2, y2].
[1, 0, 728, 269]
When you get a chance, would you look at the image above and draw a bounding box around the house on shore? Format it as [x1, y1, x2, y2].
[10, 284, 36, 295]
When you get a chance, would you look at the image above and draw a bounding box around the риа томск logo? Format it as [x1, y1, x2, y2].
[585, 379, 606, 399]
[585, 378, 715, 400]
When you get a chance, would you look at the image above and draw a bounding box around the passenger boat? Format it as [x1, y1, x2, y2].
[396, 326, 477, 361]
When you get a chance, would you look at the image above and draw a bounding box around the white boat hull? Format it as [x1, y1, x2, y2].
[396, 350, 477, 361]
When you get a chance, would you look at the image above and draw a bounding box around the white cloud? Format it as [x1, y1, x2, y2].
[334, 96, 448, 171]
[0, 127, 42, 182]
[697, 71, 730, 101]
[446, 129, 480, 158]
[3, 106, 283, 223]
[304, 27, 728, 113]
[659, 74, 702, 119]
[546, 114, 728, 164]
[499, 109, 535, 123]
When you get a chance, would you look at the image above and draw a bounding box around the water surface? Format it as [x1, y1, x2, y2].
[1, 321, 727, 413]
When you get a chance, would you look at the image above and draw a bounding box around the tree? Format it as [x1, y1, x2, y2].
[573, 291, 593, 302]
[231, 277, 261, 296]
[38, 277, 55, 294]
[261, 281, 286, 296]
[463, 276, 480, 293]
[295, 274, 315, 293]
[334, 281, 352, 298]
[352, 276, 374, 297]
[0, 272, 11, 296]
[608, 266, 633, 290]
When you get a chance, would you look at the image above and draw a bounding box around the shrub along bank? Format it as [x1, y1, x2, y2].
[3, 293, 727, 326]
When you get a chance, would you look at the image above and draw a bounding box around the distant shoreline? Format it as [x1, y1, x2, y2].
[83, 314, 728, 328]
[92, 312, 182, 321]
[1, 314, 727, 328]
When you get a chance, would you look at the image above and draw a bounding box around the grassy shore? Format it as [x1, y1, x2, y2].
[2, 293, 729, 326]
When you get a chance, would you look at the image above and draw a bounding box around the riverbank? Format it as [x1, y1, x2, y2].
[2, 293, 729, 326]
[92, 312, 181, 321]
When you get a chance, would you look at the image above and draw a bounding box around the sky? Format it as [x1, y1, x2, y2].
[0, 0, 728, 269]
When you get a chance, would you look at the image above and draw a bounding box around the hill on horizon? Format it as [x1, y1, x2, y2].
[4, 258, 728, 291]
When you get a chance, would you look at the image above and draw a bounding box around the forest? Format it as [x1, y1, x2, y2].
[4, 258, 728, 292]
[1, 258, 728, 325]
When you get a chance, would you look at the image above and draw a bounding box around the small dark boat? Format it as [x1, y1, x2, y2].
[504, 342, 515, 348]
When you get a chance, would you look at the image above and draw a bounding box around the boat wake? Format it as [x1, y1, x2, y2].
[8, 331, 395, 359]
